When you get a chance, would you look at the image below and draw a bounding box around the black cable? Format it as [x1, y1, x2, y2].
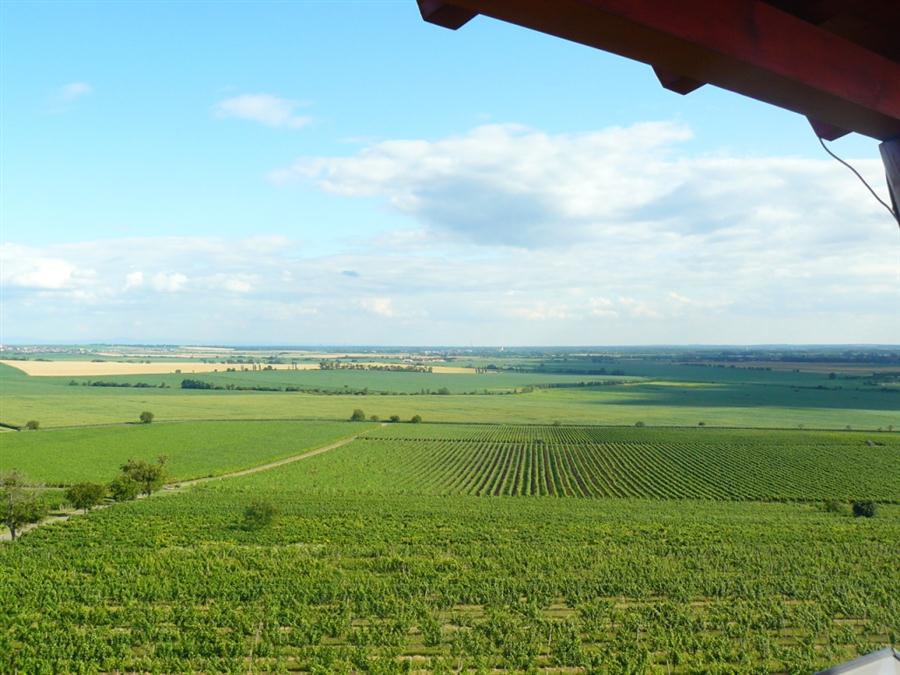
[816, 136, 898, 228]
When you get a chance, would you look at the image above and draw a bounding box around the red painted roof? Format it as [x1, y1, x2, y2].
[418, 0, 900, 141]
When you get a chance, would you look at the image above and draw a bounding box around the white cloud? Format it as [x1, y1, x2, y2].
[150, 272, 188, 292]
[618, 297, 661, 320]
[213, 94, 311, 128]
[124, 271, 144, 290]
[588, 297, 617, 318]
[2, 119, 898, 344]
[505, 300, 571, 321]
[360, 297, 396, 317]
[59, 81, 93, 101]
[1, 244, 79, 290]
[217, 274, 255, 293]
[1, 231, 895, 344]
[273, 122, 892, 251]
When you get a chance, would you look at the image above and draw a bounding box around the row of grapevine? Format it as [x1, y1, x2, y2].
[2, 484, 897, 672]
[348, 431, 899, 501]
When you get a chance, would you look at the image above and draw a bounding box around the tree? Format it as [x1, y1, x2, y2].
[389, 415, 400, 423]
[350, 408, 366, 422]
[243, 499, 277, 530]
[65, 482, 106, 513]
[852, 500, 876, 518]
[139, 411, 154, 424]
[1, 471, 48, 541]
[410, 414, 422, 424]
[369, 414, 380, 422]
[119, 456, 167, 497]
[108, 475, 140, 502]
[24, 420, 40, 430]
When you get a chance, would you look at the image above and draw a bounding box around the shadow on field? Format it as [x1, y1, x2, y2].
[586, 382, 900, 411]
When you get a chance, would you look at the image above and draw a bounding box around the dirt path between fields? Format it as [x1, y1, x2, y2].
[164, 434, 360, 490]
[1, 430, 371, 542]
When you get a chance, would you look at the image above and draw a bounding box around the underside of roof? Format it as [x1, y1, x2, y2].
[815, 647, 900, 674]
[417, 0, 900, 141]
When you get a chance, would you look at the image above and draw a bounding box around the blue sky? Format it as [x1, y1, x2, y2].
[2, 1, 897, 345]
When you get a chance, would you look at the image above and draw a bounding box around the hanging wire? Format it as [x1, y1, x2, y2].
[816, 136, 898, 228]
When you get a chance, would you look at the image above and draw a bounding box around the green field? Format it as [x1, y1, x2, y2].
[55, 366, 641, 393]
[2, 461, 897, 672]
[0, 420, 368, 485]
[2, 362, 898, 430]
[2, 349, 899, 672]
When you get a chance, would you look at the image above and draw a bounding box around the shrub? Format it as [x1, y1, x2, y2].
[181, 378, 214, 390]
[139, 411, 154, 424]
[410, 414, 422, 424]
[108, 476, 140, 502]
[389, 415, 401, 423]
[243, 499, 277, 530]
[24, 420, 40, 430]
[350, 408, 366, 422]
[852, 500, 876, 518]
[550, 618, 584, 667]
[823, 499, 844, 513]
[634, 421, 645, 427]
[65, 482, 106, 513]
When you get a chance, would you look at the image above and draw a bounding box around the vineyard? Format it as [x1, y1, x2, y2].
[2, 421, 898, 672]
[2, 488, 897, 673]
[279, 424, 900, 502]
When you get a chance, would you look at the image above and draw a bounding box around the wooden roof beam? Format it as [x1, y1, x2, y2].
[418, 0, 900, 141]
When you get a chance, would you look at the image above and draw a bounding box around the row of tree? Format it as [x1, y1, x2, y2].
[350, 409, 422, 423]
[1, 457, 167, 540]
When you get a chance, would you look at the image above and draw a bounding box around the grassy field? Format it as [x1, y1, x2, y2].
[50, 366, 639, 393]
[0, 421, 369, 485]
[2, 363, 898, 430]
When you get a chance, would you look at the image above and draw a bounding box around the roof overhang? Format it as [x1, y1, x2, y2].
[815, 647, 900, 675]
[417, 0, 900, 142]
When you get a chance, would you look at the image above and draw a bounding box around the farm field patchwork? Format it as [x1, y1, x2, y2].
[2, 363, 898, 430]
[4, 362, 641, 393]
[0, 359, 320, 376]
[2, 350, 899, 672]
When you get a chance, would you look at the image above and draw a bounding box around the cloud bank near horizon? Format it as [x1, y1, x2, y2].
[3, 122, 897, 345]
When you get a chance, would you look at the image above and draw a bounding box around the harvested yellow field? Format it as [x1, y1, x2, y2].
[295, 352, 415, 360]
[0, 361, 319, 377]
[331, 361, 475, 374]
